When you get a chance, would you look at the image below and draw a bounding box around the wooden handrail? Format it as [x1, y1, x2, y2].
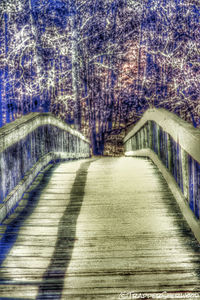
[0, 112, 90, 153]
[124, 108, 200, 164]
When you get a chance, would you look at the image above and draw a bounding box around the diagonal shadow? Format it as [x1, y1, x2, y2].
[36, 159, 95, 300]
[0, 165, 56, 269]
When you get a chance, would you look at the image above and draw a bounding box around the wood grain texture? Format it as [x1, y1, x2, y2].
[0, 157, 200, 300]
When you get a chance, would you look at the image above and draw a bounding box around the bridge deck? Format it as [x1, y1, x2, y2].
[0, 157, 200, 299]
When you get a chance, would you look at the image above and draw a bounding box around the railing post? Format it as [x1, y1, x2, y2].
[143, 126, 147, 148]
[181, 148, 189, 201]
[138, 131, 141, 149]
[157, 125, 161, 159]
[141, 129, 144, 149]
[131, 136, 134, 151]
[148, 121, 153, 149]
[126, 138, 131, 152]
[141, 128, 144, 149]
[167, 134, 172, 173]
[135, 133, 138, 150]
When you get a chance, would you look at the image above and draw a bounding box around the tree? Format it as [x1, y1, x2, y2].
[0, 0, 199, 154]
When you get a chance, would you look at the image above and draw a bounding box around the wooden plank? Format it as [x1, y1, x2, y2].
[1, 157, 200, 300]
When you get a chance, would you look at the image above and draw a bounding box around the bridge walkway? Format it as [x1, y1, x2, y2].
[0, 157, 200, 299]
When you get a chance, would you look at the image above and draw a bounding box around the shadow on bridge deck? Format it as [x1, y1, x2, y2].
[0, 157, 200, 300]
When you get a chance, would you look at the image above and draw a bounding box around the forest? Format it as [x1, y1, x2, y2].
[0, 0, 199, 154]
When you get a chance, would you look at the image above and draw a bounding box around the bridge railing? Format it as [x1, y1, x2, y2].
[0, 113, 90, 222]
[124, 108, 200, 220]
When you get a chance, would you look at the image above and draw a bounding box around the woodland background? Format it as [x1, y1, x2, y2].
[0, 0, 199, 155]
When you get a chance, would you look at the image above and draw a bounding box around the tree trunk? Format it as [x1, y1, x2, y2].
[71, 17, 81, 130]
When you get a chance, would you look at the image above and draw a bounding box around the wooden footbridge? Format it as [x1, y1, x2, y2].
[0, 109, 200, 300]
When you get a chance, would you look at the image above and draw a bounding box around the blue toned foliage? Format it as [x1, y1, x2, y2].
[0, 0, 199, 154]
